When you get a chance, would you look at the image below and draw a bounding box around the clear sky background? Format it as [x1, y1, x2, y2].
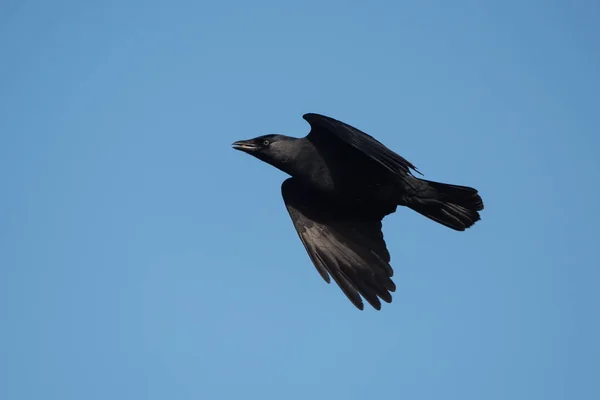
[1, 1, 599, 399]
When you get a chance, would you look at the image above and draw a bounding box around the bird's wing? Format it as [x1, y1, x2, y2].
[303, 113, 421, 176]
[281, 178, 396, 310]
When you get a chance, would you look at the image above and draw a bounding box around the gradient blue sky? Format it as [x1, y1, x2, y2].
[1, 1, 599, 399]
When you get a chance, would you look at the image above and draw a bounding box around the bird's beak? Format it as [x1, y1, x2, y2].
[231, 140, 259, 152]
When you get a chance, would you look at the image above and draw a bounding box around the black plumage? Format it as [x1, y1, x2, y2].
[232, 113, 484, 310]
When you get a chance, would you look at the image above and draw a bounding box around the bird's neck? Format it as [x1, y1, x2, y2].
[266, 139, 306, 176]
[272, 139, 333, 188]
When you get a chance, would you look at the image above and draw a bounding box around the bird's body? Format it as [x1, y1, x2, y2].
[255, 135, 395, 204]
[232, 113, 484, 310]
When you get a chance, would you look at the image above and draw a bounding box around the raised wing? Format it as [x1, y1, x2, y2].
[303, 113, 421, 176]
[281, 178, 396, 310]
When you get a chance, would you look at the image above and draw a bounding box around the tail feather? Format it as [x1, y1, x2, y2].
[405, 179, 484, 231]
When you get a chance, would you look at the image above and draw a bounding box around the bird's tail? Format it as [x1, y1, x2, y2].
[404, 178, 484, 231]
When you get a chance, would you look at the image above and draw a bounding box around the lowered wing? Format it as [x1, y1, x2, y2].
[281, 178, 396, 310]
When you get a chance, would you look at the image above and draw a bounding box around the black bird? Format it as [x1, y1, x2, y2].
[232, 113, 483, 310]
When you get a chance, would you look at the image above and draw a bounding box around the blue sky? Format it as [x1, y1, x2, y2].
[1, 1, 599, 399]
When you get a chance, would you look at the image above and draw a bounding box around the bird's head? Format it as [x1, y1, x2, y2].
[231, 134, 301, 173]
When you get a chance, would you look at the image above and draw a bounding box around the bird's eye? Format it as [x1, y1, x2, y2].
[263, 140, 270, 146]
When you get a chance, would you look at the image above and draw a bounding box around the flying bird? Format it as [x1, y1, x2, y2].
[232, 113, 483, 310]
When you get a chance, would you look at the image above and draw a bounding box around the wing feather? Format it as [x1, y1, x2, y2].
[281, 178, 396, 310]
[303, 113, 421, 176]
